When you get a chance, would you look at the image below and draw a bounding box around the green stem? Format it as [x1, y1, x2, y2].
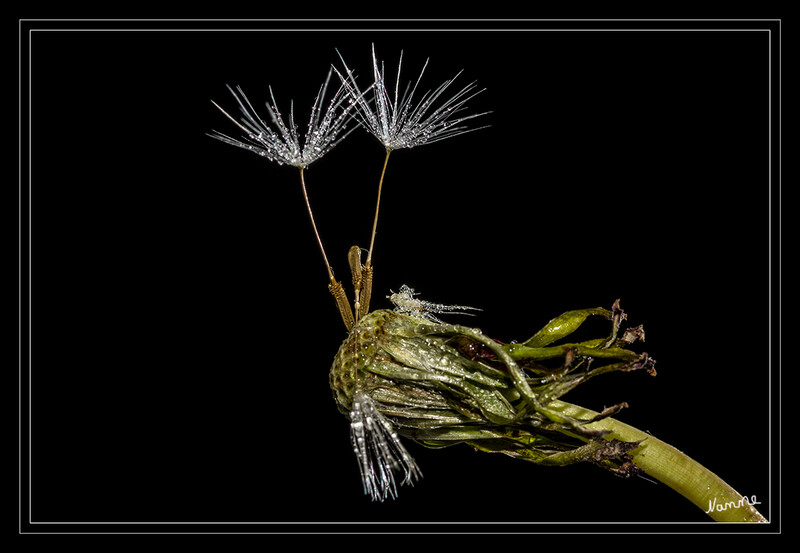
[549, 400, 768, 523]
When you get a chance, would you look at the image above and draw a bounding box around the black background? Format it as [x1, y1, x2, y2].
[22, 20, 777, 531]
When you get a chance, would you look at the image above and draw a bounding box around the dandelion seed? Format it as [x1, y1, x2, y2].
[334, 45, 490, 272]
[209, 69, 368, 324]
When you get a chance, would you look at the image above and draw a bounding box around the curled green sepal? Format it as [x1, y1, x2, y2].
[523, 299, 626, 349]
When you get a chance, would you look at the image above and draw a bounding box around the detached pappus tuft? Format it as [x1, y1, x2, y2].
[210, 45, 768, 523]
[349, 391, 422, 501]
[388, 284, 481, 323]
